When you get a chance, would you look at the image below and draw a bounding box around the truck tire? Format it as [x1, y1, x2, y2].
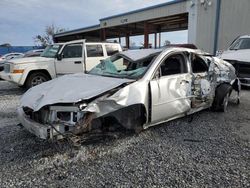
[25, 72, 50, 89]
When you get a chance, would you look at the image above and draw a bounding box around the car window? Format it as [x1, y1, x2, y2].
[105, 44, 119, 56]
[89, 53, 158, 79]
[191, 54, 208, 73]
[41, 44, 62, 58]
[86, 45, 104, 57]
[230, 38, 250, 50]
[62, 43, 82, 58]
[239, 38, 250, 49]
[160, 54, 187, 77]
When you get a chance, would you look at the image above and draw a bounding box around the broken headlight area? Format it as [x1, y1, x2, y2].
[23, 105, 84, 125]
[22, 104, 89, 139]
[20, 100, 146, 140]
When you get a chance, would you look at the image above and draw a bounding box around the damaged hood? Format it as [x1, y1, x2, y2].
[21, 73, 133, 111]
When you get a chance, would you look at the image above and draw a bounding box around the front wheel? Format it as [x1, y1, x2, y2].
[25, 72, 50, 89]
[212, 84, 232, 112]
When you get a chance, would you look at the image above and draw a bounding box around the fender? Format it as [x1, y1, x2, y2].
[19, 62, 56, 85]
[82, 103, 147, 133]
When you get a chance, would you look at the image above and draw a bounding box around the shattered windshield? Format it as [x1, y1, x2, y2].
[41, 44, 62, 58]
[89, 54, 157, 79]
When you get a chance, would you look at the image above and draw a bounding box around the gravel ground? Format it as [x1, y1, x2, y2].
[0, 81, 249, 188]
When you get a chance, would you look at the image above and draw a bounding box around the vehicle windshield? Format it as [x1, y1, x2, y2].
[89, 53, 158, 79]
[41, 44, 62, 58]
[230, 38, 250, 50]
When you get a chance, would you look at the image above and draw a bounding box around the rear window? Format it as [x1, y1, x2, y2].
[86, 45, 104, 57]
[105, 44, 120, 56]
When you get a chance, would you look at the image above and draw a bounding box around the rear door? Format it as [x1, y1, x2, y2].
[189, 53, 213, 107]
[85, 44, 106, 71]
[55, 42, 84, 75]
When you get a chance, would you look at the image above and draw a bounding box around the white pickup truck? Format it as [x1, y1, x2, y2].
[0, 40, 122, 88]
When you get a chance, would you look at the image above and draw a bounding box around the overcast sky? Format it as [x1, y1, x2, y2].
[0, 0, 187, 46]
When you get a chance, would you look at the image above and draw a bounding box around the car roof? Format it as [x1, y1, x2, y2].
[120, 49, 162, 61]
[239, 35, 250, 38]
[119, 48, 210, 62]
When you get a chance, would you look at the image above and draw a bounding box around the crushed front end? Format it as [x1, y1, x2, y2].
[18, 97, 145, 140]
[18, 104, 88, 139]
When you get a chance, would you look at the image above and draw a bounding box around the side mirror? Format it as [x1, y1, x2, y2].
[57, 54, 62, 61]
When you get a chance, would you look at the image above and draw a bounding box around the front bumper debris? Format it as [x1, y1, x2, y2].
[17, 107, 50, 139]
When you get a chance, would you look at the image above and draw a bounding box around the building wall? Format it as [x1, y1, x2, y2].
[188, 0, 218, 54]
[55, 0, 250, 54]
[197, 0, 218, 54]
[217, 0, 250, 51]
[188, 0, 250, 54]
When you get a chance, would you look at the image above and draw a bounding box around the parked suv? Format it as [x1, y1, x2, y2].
[0, 40, 122, 88]
[219, 35, 250, 86]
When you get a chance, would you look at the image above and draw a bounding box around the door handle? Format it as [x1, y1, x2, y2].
[74, 61, 82, 64]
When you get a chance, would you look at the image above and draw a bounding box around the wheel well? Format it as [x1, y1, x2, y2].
[101, 104, 147, 131]
[212, 83, 233, 110]
[24, 69, 52, 85]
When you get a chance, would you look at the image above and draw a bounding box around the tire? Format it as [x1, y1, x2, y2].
[236, 97, 240, 105]
[212, 84, 232, 112]
[221, 93, 229, 112]
[25, 72, 50, 89]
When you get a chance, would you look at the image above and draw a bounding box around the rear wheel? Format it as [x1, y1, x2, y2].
[25, 72, 50, 89]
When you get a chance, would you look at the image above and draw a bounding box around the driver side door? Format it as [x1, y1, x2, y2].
[55, 42, 84, 75]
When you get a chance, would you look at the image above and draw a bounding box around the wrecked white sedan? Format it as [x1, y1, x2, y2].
[17, 48, 240, 140]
